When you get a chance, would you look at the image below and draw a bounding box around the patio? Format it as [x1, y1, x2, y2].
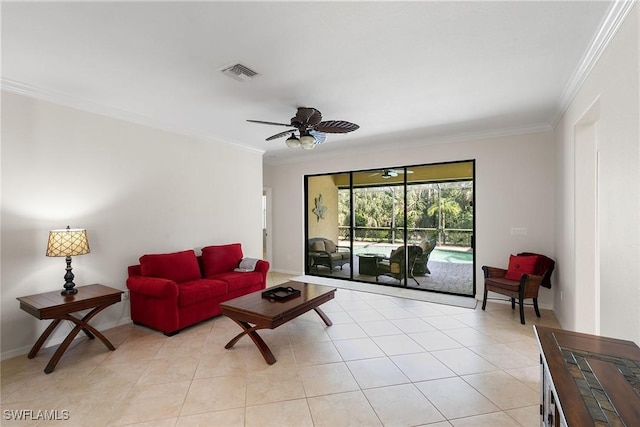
[314, 243, 474, 297]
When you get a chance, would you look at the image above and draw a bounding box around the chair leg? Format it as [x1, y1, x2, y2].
[533, 298, 541, 317]
[519, 296, 525, 324]
[482, 287, 488, 311]
[511, 298, 515, 310]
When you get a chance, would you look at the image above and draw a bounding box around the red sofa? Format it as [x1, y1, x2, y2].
[126, 243, 269, 335]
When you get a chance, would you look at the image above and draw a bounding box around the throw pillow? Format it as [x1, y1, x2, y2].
[504, 254, 538, 281]
[139, 249, 201, 283]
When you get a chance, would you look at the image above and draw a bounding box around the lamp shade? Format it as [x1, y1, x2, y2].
[286, 134, 301, 148]
[46, 227, 90, 257]
[300, 135, 316, 150]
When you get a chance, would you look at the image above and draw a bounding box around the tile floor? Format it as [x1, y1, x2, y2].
[1, 273, 561, 426]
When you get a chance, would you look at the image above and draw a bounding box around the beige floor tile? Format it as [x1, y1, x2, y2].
[337, 299, 373, 311]
[462, 371, 539, 410]
[319, 310, 354, 324]
[136, 357, 198, 386]
[504, 365, 541, 391]
[372, 334, 427, 356]
[307, 390, 382, 427]
[298, 362, 360, 396]
[449, 411, 520, 426]
[403, 304, 447, 317]
[176, 408, 244, 427]
[415, 377, 499, 419]
[121, 417, 178, 427]
[194, 350, 247, 379]
[408, 330, 464, 351]
[390, 352, 456, 382]
[432, 347, 499, 375]
[244, 342, 297, 372]
[442, 327, 500, 347]
[332, 337, 386, 361]
[291, 341, 343, 366]
[287, 321, 332, 344]
[180, 376, 246, 416]
[376, 307, 416, 320]
[390, 317, 437, 333]
[505, 405, 540, 427]
[358, 319, 404, 337]
[324, 322, 369, 340]
[346, 357, 410, 389]
[109, 381, 190, 425]
[364, 383, 446, 426]
[423, 315, 469, 330]
[246, 368, 306, 405]
[347, 309, 387, 322]
[246, 399, 314, 427]
[467, 343, 537, 370]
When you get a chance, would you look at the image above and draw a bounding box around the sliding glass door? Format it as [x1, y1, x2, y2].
[305, 160, 475, 297]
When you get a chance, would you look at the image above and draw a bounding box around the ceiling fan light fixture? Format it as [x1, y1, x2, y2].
[285, 133, 301, 148]
[300, 134, 316, 150]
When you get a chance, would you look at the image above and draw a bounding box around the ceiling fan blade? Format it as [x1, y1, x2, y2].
[295, 107, 322, 126]
[314, 120, 359, 133]
[309, 130, 326, 144]
[265, 130, 295, 141]
[247, 119, 294, 127]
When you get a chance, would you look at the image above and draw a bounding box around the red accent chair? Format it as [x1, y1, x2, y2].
[481, 252, 555, 324]
[127, 244, 269, 336]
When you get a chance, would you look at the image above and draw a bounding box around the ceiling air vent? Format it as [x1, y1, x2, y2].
[220, 63, 258, 82]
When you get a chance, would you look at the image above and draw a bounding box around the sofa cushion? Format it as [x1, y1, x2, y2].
[139, 249, 201, 283]
[178, 279, 228, 307]
[310, 240, 325, 251]
[208, 271, 263, 292]
[201, 243, 244, 276]
[323, 240, 336, 253]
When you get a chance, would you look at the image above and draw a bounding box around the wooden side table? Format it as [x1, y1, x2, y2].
[17, 284, 123, 374]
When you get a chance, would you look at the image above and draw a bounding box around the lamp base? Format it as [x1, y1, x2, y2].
[61, 287, 78, 296]
[61, 256, 78, 296]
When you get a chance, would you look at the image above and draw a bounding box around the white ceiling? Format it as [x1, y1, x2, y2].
[1, 1, 616, 164]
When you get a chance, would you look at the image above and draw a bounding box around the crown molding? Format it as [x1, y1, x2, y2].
[551, 0, 637, 126]
[0, 78, 266, 156]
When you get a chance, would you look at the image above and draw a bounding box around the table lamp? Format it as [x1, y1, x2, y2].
[46, 226, 90, 295]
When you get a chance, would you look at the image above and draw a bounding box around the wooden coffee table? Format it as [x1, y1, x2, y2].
[219, 281, 336, 364]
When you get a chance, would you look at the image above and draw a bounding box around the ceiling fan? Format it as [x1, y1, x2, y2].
[247, 107, 359, 150]
[369, 169, 414, 179]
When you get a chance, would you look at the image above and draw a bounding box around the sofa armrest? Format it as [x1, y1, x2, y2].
[255, 260, 270, 285]
[126, 276, 179, 299]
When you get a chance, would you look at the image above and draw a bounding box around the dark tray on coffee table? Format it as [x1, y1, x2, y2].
[261, 286, 301, 301]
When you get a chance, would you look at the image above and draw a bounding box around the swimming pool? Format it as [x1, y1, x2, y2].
[352, 243, 473, 264]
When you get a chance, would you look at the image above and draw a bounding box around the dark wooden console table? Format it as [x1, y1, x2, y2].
[535, 325, 640, 426]
[17, 284, 123, 373]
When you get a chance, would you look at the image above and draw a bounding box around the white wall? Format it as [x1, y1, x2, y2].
[264, 131, 556, 306]
[1, 91, 265, 359]
[554, 4, 640, 342]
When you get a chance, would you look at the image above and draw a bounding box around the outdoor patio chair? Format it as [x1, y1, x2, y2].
[308, 237, 350, 273]
[375, 244, 423, 285]
[413, 238, 437, 275]
[481, 252, 555, 324]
